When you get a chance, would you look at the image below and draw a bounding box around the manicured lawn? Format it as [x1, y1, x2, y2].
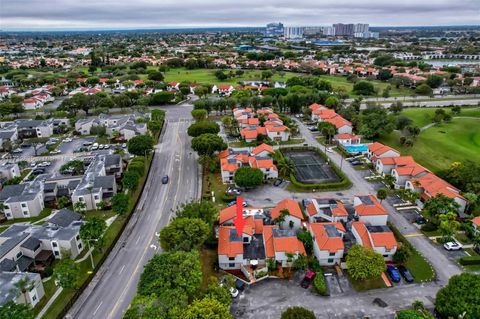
[455, 232, 472, 245]
[0, 208, 53, 226]
[405, 250, 436, 282]
[379, 117, 480, 173]
[318, 75, 413, 97]
[401, 107, 480, 128]
[33, 279, 58, 316]
[199, 247, 219, 292]
[202, 170, 228, 209]
[465, 248, 479, 256]
[347, 273, 387, 291]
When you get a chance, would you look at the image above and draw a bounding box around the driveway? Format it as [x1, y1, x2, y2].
[231, 277, 441, 319]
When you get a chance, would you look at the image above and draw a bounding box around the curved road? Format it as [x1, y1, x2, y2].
[66, 102, 199, 319]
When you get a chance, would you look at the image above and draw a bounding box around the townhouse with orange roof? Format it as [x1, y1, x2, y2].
[219, 144, 278, 184]
[353, 195, 389, 226]
[391, 162, 429, 189]
[308, 222, 346, 265]
[471, 216, 480, 234]
[309, 104, 353, 134]
[333, 133, 361, 146]
[366, 142, 401, 161]
[304, 198, 349, 223]
[374, 155, 416, 175]
[270, 199, 305, 231]
[351, 222, 398, 261]
[234, 107, 290, 142]
[217, 84, 235, 96]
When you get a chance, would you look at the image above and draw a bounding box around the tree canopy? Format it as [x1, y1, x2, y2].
[191, 133, 227, 156]
[160, 217, 210, 251]
[281, 306, 317, 319]
[187, 121, 220, 137]
[436, 273, 480, 319]
[0, 301, 34, 319]
[353, 81, 375, 96]
[182, 297, 233, 319]
[53, 258, 81, 289]
[346, 244, 386, 280]
[359, 106, 395, 139]
[234, 167, 264, 188]
[127, 135, 154, 156]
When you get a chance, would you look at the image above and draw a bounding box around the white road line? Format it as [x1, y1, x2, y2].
[118, 265, 126, 275]
[93, 301, 103, 316]
[135, 235, 141, 244]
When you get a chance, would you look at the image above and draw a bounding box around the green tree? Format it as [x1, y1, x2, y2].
[426, 74, 444, 88]
[204, 280, 232, 306]
[297, 229, 314, 254]
[191, 133, 227, 156]
[0, 301, 34, 319]
[138, 251, 202, 298]
[187, 121, 220, 137]
[377, 188, 388, 203]
[160, 217, 209, 251]
[436, 273, 480, 319]
[53, 258, 80, 289]
[175, 200, 219, 226]
[234, 167, 264, 188]
[127, 135, 154, 156]
[396, 309, 434, 319]
[359, 106, 395, 139]
[424, 194, 460, 222]
[415, 84, 433, 96]
[60, 160, 85, 175]
[13, 276, 34, 305]
[147, 71, 164, 82]
[124, 289, 187, 319]
[123, 170, 140, 192]
[390, 101, 403, 115]
[438, 211, 460, 241]
[191, 109, 208, 121]
[183, 297, 233, 319]
[281, 306, 316, 319]
[150, 91, 174, 105]
[346, 244, 386, 280]
[57, 196, 69, 209]
[112, 193, 129, 215]
[317, 122, 336, 144]
[80, 217, 107, 269]
[324, 96, 340, 111]
[353, 81, 375, 95]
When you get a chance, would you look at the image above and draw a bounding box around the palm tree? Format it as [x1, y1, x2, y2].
[277, 157, 294, 178]
[13, 275, 34, 305]
[377, 188, 388, 203]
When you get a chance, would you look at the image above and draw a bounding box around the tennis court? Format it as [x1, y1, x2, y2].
[283, 149, 340, 184]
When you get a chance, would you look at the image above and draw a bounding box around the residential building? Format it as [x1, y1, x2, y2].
[75, 113, 149, 140]
[366, 142, 400, 161]
[0, 163, 20, 180]
[270, 199, 304, 230]
[333, 23, 355, 36]
[353, 195, 388, 226]
[265, 22, 284, 37]
[284, 27, 305, 39]
[304, 198, 349, 223]
[308, 222, 345, 265]
[334, 133, 360, 146]
[309, 104, 353, 134]
[351, 222, 398, 261]
[0, 180, 45, 220]
[0, 272, 44, 307]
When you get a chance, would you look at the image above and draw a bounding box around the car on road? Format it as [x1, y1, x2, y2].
[350, 160, 362, 166]
[38, 161, 51, 167]
[398, 266, 414, 283]
[326, 148, 334, 153]
[386, 265, 401, 283]
[50, 149, 62, 154]
[444, 241, 463, 251]
[307, 126, 318, 131]
[273, 178, 283, 187]
[300, 270, 316, 288]
[12, 148, 22, 153]
[161, 175, 169, 184]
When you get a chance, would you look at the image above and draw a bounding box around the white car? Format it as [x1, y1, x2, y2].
[63, 138, 73, 143]
[12, 148, 23, 153]
[444, 241, 463, 251]
[51, 150, 62, 154]
[38, 161, 51, 167]
[229, 287, 239, 298]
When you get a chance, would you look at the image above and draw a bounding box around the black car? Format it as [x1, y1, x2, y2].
[235, 279, 246, 291]
[415, 216, 427, 225]
[398, 266, 414, 283]
[32, 168, 45, 175]
[162, 175, 169, 184]
[273, 178, 283, 187]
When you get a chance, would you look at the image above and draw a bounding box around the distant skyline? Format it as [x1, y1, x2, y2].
[1, 0, 479, 31]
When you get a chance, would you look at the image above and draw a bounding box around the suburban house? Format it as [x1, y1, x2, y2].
[0, 128, 19, 148]
[391, 162, 429, 189]
[270, 199, 304, 230]
[75, 113, 149, 140]
[0, 208, 84, 266]
[71, 155, 117, 211]
[304, 198, 349, 223]
[0, 272, 44, 307]
[367, 142, 400, 161]
[219, 145, 278, 184]
[334, 133, 361, 146]
[374, 156, 415, 176]
[472, 217, 480, 234]
[217, 84, 235, 96]
[263, 226, 306, 267]
[308, 222, 346, 265]
[22, 97, 44, 110]
[234, 107, 290, 142]
[309, 104, 353, 134]
[13, 119, 54, 139]
[353, 195, 388, 226]
[351, 222, 398, 261]
[0, 181, 45, 220]
[0, 163, 20, 181]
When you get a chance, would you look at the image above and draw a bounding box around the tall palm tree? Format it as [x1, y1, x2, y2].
[13, 275, 34, 305]
[277, 157, 294, 178]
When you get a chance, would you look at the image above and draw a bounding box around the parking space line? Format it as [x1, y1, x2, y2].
[404, 233, 423, 237]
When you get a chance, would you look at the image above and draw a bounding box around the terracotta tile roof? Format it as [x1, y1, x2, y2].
[306, 202, 317, 216]
[313, 108, 337, 119]
[247, 118, 260, 125]
[395, 163, 429, 177]
[368, 142, 399, 157]
[309, 103, 323, 111]
[219, 205, 238, 224]
[309, 223, 344, 253]
[335, 133, 359, 140]
[218, 226, 243, 258]
[267, 113, 279, 119]
[263, 226, 275, 258]
[325, 116, 352, 129]
[265, 124, 288, 132]
[472, 216, 480, 227]
[410, 172, 464, 200]
[352, 222, 372, 248]
[218, 149, 231, 159]
[240, 128, 258, 140]
[352, 222, 397, 250]
[271, 199, 304, 220]
[378, 156, 415, 166]
[354, 195, 387, 216]
[220, 158, 238, 173]
[332, 201, 348, 217]
[252, 143, 273, 156]
[273, 236, 306, 255]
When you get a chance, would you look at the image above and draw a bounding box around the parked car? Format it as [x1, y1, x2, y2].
[38, 161, 51, 167]
[326, 148, 334, 153]
[398, 266, 414, 283]
[122, 143, 127, 148]
[386, 265, 401, 283]
[226, 187, 241, 196]
[162, 175, 169, 184]
[50, 150, 62, 155]
[83, 141, 93, 147]
[220, 279, 239, 297]
[32, 168, 45, 175]
[63, 138, 73, 143]
[235, 279, 246, 291]
[415, 216, 427, 225]
[300, 270, 316, 288]
[12, 148, 22, 154]
[242, 201, 249, 207]
[273, 178, 283, 187]
[444, 241, 463, 251]
[227, 201, 236, 207]
[21, 143, 31, 148]
[351, 160, 362, 166]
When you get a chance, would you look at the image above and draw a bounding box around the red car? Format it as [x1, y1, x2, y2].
[300, 270, 316, 288]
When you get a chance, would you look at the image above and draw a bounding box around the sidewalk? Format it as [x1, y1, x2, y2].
[35, 287, 63, 319]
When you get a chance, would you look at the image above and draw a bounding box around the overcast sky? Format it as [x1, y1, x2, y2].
[1, 0, 479, 31]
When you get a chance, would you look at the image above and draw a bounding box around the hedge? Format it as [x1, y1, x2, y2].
[459, 256, 480, 266]
[281, 146, 352, 191]
[313, 269, 328, 296]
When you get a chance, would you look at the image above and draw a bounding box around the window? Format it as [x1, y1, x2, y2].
[229, 263, 235, 268]
[23, 211, 29, 216]
[32, 295, 37, 302]
[76, 235, 80, 241]
[329, 252, 336, 257]
[21, 203, 27, 208]
[6, 213, 12, 218]
[383, 254, 389, 258]
[78, 197, 84, 202]
[52, 242, 58, 248]
[327, 258, 334, 263]
[54, 251, 60, 256]
[243, 237, 249, 243]
[94, 195, 99, 200]
[16, 251, 23, 259]
[78, 243, 83, 250]
[229, 257, 235, 261]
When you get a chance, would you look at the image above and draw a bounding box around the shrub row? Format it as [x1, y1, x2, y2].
[313, 268, 329, 296]
[458, 256, 480, 266]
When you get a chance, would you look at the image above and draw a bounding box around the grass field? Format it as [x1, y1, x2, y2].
[401, 107, 480, 128]
[318, 75, 413, 97]
[380, 108, 480, 173]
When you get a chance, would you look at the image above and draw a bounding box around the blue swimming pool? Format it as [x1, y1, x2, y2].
[344, 144, 369, 153]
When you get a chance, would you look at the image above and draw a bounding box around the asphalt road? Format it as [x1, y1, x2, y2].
[66, 102, 200, 319]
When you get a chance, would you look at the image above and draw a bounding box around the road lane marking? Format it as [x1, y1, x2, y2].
[118, 265, 125, 275]
[135, 235, 141, 244]
[93, 301, 103, 316]
[404, 233, 423, 237]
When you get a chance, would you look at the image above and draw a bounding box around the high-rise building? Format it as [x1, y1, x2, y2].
[322, 26, 335, 36]
[265, 22, 284, 37]
[354, 31, 379, 39]
[333, 23, 355, 36]
[283, 27, 305, 39]
[304, 27, 323, 36]
[354, 23, 369, 33]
